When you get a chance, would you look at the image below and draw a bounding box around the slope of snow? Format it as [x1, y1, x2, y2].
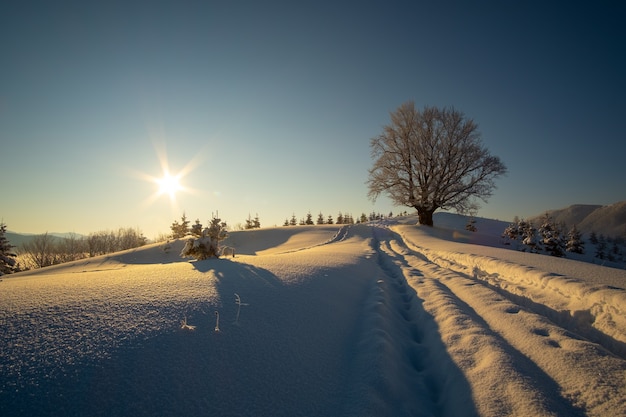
[1, 217, 625, 416]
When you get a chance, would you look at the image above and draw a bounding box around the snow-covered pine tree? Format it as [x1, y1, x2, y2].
[594, 235, 607, 260]
[245, 214, 254, 230]
[607, 239, 617, 262]
[566, 225, 585, 254]
[610, 241, 622, 262]
[539, 213, 565, 257]
[253, 214, 260, 229]
[305, 212, 314, 225]
[519, 219, 541, 253]
[191, 219, 203, 237]
[326, 215, 334, 224]
[207, 214, 228, 252]
[502, 220, 520, 245]
[336, 212, 344, 225]
[0, 222, 19, 275]
[289, 214, 297, 226]
[171, 213, 191, 238]
[317, 212, 325, 225]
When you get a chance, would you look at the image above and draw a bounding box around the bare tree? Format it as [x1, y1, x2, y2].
[57, 233, 87, 263]
[367, 101, 507, 226]
[21, 233, 56, 269]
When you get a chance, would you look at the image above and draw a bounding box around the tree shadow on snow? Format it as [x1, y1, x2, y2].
[1, 257, 346, 417]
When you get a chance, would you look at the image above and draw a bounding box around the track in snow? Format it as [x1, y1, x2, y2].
[356, 225, 625, 416]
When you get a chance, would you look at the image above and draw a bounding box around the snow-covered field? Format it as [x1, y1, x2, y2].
[2, 213, 625, 416]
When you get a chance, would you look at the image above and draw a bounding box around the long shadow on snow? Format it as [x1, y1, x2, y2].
[107, 239, 189, 265]
[3, 255, 355, 417]
[353, 226, 479, 417]
[472, 268, 626, 360]
[381, 228, 587, 416]
[428, 278, 586, 416]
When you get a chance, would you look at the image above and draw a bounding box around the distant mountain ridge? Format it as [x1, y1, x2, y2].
[5, 232, 86, 248]
[531, 201, 626, 238]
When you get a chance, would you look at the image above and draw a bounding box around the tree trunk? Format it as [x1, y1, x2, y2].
[416, 208, 435, 226]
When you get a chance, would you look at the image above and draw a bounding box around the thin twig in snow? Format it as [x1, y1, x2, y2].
[234, 293, 249, 325]
[180, 315, 196, 331]
[214, 310, 220, 332]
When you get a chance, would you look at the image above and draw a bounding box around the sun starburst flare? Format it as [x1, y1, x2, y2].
[155, 170, 183, 200]
[129, 138, 209, 212]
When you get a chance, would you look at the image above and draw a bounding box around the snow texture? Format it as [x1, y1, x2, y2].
[1, 214, 625, 416]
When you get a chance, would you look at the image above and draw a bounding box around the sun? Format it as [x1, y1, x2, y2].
[156, 171, 182, 199]
[132, 137, 209, 210]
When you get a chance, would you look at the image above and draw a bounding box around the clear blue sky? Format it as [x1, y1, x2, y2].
[1, 1, 625, 238]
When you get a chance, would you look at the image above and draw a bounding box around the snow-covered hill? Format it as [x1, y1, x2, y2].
[1, 214, 625, 416]
[529, 201, 626, 238]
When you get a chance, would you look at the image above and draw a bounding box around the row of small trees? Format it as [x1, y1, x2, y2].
[282, 211, 394, 227]
[502, 213, 625, 263]
[502, 214, 583, 257]
[170, 213, 230, 239]
[244, 214, 261, 229]
[588, 232, 625, 262]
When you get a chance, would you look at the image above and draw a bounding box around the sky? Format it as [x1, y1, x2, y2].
[1, 0, 625, 239]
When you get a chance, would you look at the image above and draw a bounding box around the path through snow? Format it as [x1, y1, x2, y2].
[1, 219, 625, 416]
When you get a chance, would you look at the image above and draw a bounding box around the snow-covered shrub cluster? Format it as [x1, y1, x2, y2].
[180, 215, 228, 260]
[181, 233, 215, 260]
[503, 213, 626, 265]
[503, 213, 576, 257]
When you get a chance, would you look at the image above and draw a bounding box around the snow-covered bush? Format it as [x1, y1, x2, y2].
[180, 232, 215, 260]
[180, 214, 228, 260]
